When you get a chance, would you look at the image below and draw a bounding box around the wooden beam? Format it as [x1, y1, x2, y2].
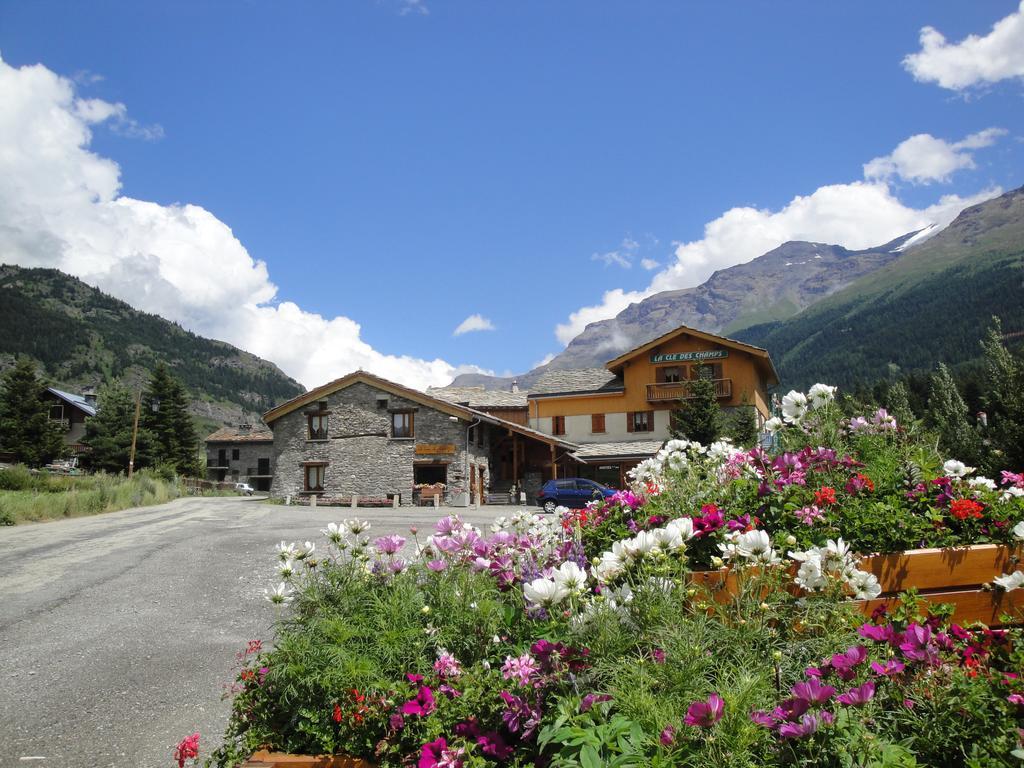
[550, 444, 557, 480]
[512, 432, 518, 483]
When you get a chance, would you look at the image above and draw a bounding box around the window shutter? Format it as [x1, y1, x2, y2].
[647, 410, 654, 431]
[627, 412, 635, 433]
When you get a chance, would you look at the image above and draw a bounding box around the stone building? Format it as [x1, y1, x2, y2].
[204, 426, 275, 491]
[264, 371, 577, 505]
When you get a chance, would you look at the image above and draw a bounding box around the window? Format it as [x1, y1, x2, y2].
[392, 411, 414, 438]
[49, 404, 64, 421]
[656, 366, 683, 383]
[377, 398, 388, 410]
[231, 448, 240, 460]
[307, 401, 329, 440]
[552, 415, 566, 436]
[690, 363, 724, 381]
[303, 463, 326, 492]
[628, 410, 654, 433]
[591, 413, 606, 433]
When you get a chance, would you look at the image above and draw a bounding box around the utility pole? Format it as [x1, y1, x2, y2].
[128, 390, 142, 478]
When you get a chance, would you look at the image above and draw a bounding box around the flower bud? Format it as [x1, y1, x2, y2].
[421, 605, 431, 615]
[785, 535, 797, 546]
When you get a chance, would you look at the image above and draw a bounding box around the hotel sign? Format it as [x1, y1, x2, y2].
[651, 350, 729, 363]
[416, 443, 456, 455]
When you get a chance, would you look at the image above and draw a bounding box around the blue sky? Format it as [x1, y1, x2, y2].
[0, 1, 1021, 389]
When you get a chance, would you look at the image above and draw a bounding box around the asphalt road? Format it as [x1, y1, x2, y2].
[0, 496, 518, 768]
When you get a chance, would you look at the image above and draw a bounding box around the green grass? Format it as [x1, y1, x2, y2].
[0, 467, 185, 524]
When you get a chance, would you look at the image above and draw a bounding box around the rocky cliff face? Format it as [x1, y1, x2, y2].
[453, 231, 921, 389]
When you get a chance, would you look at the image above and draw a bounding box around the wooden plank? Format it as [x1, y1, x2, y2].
[246, 752, 374, 768]
[859, 545, 1018, 593]
[857, 588, 1024, 627]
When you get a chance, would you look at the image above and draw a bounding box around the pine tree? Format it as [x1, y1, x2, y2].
[979, 317, 1024, 472]
[723, 401, 758, 447]
[886, 380, 916, 428]
[0, 357, 65, 466]
[928, 363, 982, 465]
[83, 382, 156, 474]
[670, 369, 722, 445]
[140, 363, 199, 476]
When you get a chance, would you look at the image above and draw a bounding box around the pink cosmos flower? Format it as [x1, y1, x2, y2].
[870, 659, 905, 677]
[374, 534, 406, 555]
[836, 681, 875, 707]
[791, 679, 835, 705]
[684, 693, 724, 727]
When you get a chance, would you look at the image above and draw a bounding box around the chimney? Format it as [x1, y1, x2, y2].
[238, 423, 252, 432]
[82, 386, 98, 407]
[511, 379, 519, 393]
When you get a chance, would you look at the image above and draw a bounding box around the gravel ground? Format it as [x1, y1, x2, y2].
[0, 496, 529, 768]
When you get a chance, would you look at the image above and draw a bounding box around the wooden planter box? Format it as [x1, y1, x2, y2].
[692, 543, 1023, 625]
[244, 751, 373, 768]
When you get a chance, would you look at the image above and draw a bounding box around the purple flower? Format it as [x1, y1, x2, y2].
[434, 651, 462, 680]
[418, 738, 464, 768]
[426, 559, 447, 572]
[684, 693, 724, 727]
[659, 725, 676, 746]
[836, 681, 875, 707]
[778, 712, 830, 740]
[750, 710, 777, 728]
[652, 648, 666, 664]
[899, 623, 939, 664]
[500, 691, 542, 738]
[771, 697, 810, 723]
[477, 731, 513, 760]
[1008, 694, 1024, 708]
[830, 646, 867, 680]
[791, 679, 835, 705]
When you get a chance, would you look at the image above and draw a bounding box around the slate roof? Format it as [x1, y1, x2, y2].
[47, 387, 97, 418]
[528, 368, 625, 397]
[426, 386, 528, 409]
[569, 440, 665, 461]
[205, 427, 274, 443]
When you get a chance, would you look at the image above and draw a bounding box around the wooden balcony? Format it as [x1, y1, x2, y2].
[646, 379, 733, 402]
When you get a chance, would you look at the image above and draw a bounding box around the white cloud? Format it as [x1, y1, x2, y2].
[0, 55, 487, 391]
[640, 258, 660, 271]
[555, 174, 1000, 345]
[399, 0, 429, 16]
[864, 128, 1006, 183]
[532, 352, 556, 368]
[591, 236, 639, 269]
[903, 2, 1024, 91]
[453, 314, 496, 336]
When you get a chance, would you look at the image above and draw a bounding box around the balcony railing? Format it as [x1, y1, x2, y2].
[646, 379, 733, 402]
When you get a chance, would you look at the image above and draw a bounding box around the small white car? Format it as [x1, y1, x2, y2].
[235, 482, 255, 496]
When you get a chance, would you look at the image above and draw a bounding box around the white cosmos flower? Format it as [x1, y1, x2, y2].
[993, 571, 1024, 592]
[264, 582, 294, 604]
[1013, 520, 1024, 541]
[278, 559, 296, 580]
[808, 383, 837, 410]
[652, 526, 684, 552]
[553, 561, 588, 593]
[523, 578, 570, 607]
[276, 541, 298, 562]
[321, 522, 345, 544]
[825, 538, 853, 565]
[295, 541, 315, 560]
[622, 531, 660, 560]
[764, 416, 783, 434]
[707, 439, 734, 462]
[781, 391, 809, 424]
[942, 459, 973, 478]
[663, 439, 690, 453]
[666, 517, 695, 542]
[794, 553, 827, 592]
[344, 518, 370, 535]
[968, 477, 997, 491]
[594, 551, 626, 583]
[846, 569, 882, 600]
[1002, 487, 1024, 502]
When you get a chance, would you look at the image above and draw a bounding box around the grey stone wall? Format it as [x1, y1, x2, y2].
[206, 441, 274, 484]
[269, 381, 490, 504]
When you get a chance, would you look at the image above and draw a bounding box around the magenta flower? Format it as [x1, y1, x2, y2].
[836, 681, 876, 707]
[426, 559, 447, 572]
[580, 693, 613, 712]
[1008, 694, 1024, 708]
[684, 693, 724, 727]
[791, 679, 835, 705]
[401, 685, 436, 716]
[899, 623, 939, 664]
[870, 659, 905, 677]
[374, 534, 406, 555]
[794, 505, 824, 525]
[858, 623, 895, 643]
[418, 738, 464, 768]
[434, 651, 462, 680]
[778, 711, 832, 740]
[659, 725, 676, 746]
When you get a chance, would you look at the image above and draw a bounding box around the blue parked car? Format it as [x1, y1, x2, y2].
[536, 478, 616, 514]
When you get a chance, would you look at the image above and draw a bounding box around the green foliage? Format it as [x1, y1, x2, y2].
[83, 382, 156, 474]
[141, 363, 199, 476]
[928, 363, 982, 466]
[0, 265, 303, 417]
[979, 317, 1024, 474]
[670, 370, 721, 444]
[722, 404, 758, 447]
[0, 357, 65, 466]
[0, 469, 181, 523]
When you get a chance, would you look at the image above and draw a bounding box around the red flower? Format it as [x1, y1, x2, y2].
[333, 703, 343, 723]
[950, 499, 984, 521]
[814, 486, 838, 506]
[173, 733, 200, 768]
